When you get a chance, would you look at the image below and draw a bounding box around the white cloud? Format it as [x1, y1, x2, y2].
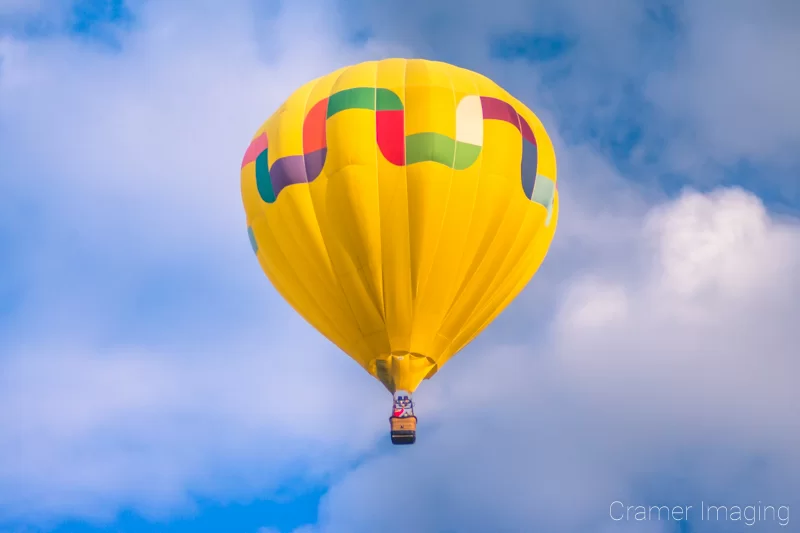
[0, 328, 388, 524]
[645, 188, 797, 302]
[559, 278, 629, 328]
[557, 188, 799, 423]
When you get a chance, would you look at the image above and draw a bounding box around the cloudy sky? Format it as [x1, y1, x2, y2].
[1, 0, 798, 532]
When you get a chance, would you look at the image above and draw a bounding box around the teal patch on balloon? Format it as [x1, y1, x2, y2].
[247, 226, 258, 254]
[532, 175, 555, 226]
[255, 149, 276, 203]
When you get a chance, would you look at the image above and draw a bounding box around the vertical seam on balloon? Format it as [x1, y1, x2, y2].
[450, 196, 555, 354]
[434, 68, 483, 357]
[298, 83, 311, 184]
[328, 67, 377, 338]
[323, 68, 369, 334]
[403, 58, 414, 327]
[438, 72, 487, 345]
[466, 220, 543, 341]
[454, 94, 535, 344]
[252, 183, 353, 351]
[373, 62, 387, 325]
[252, 103, 340, 336]
[414, 61, 457, 305]
[456, 100, 525, 337]
[302, 71, 367, 339]
[462, 202, 537, 337]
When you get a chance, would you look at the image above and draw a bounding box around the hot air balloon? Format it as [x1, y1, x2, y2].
[240, 58, 558, 445]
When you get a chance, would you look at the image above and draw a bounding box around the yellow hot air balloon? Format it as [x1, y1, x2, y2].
[241, 58, 558, 445]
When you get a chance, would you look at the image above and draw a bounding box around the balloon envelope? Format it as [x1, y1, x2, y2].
[241, 58, 558, 393]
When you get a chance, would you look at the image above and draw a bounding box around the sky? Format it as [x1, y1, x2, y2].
[0, 0, 798, 532]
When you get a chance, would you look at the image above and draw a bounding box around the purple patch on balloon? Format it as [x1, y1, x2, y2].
[269, 155, 307, 198]
[304, 148, 327, 182]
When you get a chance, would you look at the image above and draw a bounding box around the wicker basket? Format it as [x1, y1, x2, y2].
[390, 416, 417, 445]
[390, 416, 417, 432]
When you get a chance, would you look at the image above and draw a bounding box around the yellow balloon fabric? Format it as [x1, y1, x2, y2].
[241, 59, 558, 393]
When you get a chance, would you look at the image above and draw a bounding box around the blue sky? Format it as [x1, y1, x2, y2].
[1, 1, 798, 532]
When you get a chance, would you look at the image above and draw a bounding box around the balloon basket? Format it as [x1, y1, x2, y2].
[390, 416, 417, 445]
